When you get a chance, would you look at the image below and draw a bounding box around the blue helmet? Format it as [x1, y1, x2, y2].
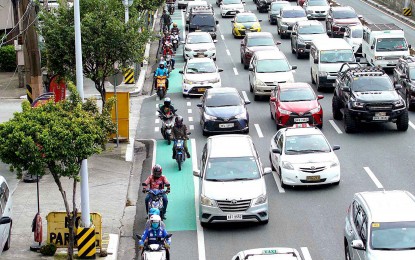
[149, 208, 160, 216]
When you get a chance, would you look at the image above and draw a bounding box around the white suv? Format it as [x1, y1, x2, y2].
[0, 176, 12, 255]
[220, 0, 245, 17]
[182, 32, 217, 61]
[194, 135, 271, 226]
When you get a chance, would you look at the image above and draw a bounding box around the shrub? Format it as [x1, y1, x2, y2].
[40, 243, 57, 256]
[0, 45, 16, 72]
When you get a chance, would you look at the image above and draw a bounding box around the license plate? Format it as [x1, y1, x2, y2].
[373, 116, 389, 120]
[198, 88, 206, 92]
[226, 214, 243, 220]
[229, 11, 236, 14]
[219, 123, 234, 128]
[294, 118, 309, 123]
[306, 175, 320, 181]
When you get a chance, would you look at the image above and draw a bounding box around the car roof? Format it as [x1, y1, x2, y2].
[284, 127, 323, 137]
[312, 38, 351, 50]
[281, 6, 304, 11]
[208, 135, 254, 158]
[296, 20, 323, 26]
[247, 32, 273, 38]
[187, 57, 215, 64]
[357, 190, 415, 222]
[206, 87, 238, 94]
[238, 247, 302, 260]
[279, 82, 312, 89]
[254, 50, 286, 60]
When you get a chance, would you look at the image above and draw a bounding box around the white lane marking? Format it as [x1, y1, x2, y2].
[188, 109, 192, 114]
[233, 67, 239, 76]
[329, 120, 343, 134]
[190, 125, 194, 130]
[155, 127, 159, 132]
[409, 121, 415, 130]
[187, 101, 191, 107]
[186, 97, 190, 100]
[241, 91, 249, 102]
[155, 104, 159, 108]
[272, 171, 285, 193]
[226, 49, 231, 56]
[364, 167, 383, 189]
[301, 247, 313, 260]
[156, 96, 160, 101]
[155, 111, 158, 116]
[254, 124, 264, 138]
[155, 118, 160, 124]
[181, 10, 186, 40]
[191, 139, 207, 260]
[189, 116, 194, 122]
[221, 34, 224, 40]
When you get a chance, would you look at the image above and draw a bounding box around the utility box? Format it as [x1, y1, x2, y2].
[105, 92, 130, 140]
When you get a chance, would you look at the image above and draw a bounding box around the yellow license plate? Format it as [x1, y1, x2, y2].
[306, 175, 320, 181]
[198, 88, 206, 92]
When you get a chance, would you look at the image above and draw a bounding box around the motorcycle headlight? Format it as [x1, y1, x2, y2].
[184, 78, 193, 84]
[185, 47, 192, 51]
[208, 77, 220, 83]
[330, 161, 339, 168]
[278, 107, 292, 115]
[204, 112, 217, 120]
[235, 111, 247, 119]
[201, 195, 216, 207]
[394, 99, 405, 108]
[282, 161, 294, 170]
[252, 195, 267, 205]
[255, 78, 267, 87]
[309, 106, 321, 114]
[351, 101, 364, 108]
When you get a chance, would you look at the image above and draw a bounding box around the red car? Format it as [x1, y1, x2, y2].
[269, 83, 324, 129]
[240, 32, 280, 70]
[326, 6, 362, 38]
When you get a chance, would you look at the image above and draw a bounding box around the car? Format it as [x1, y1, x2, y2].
[187, 7, 219, 39]
[332, 63, 408, 133]
[268, 1, 291, 25]
[178, 0, 195, 9]
[326, 6, 362, 38]
[343, 24, 363, 56]
[232, 12, 262, 38]
[197, 87, 250, 135]
[232, 247, 303, 259]
[290, 20, 328, 58]
[220, 0, 245, 17]
[240, 32, 280, 69]
[269, 83, 323, 129]
[269, 126, 341, 187]
[180, 58, 223, 97]
[276, 6, 308, 39]
[393, 56, 415, 110]
[182, 32, 217, 61]
[344, 190, 415, 260]
[0, 176, 12, 255]
[193, 134, 271, 226]
[254, 0, 273, 13]
[302, 0, 329, 20]
[249, 50, 296, 101]
[185, 1, 211, 23]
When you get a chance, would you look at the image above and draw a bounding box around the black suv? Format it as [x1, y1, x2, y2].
[332, 63, 408, 133]
[393, 56, 415, 110]
[254, 0, 273, 13]
[187, 7, 218, 39]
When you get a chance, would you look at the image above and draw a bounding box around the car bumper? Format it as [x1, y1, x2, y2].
[184, 50, 216, 60]
[269, 15, 278, 24]
[254, 85, 273, 96]
[276, 113, 323, 128]
[202, 118, 249, 133]
[348, 107, 406, 122]
[281, 166, 340, 186]
[372, 59, 399, 68]
[280, 25, 294, 35]
[318, 75, 337, 87]
[307, 13, 327, 19]
[200, 201, 269, 223]
[183, 82, 221, 95]
[257, 3, 271, 10]
[234, 28, 261, 36]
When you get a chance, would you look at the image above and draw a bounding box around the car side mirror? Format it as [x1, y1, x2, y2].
[341, 86, 350, 92]
[291, 32, 297, 35]
[248, 67, 254, 71]
[216, 20, 219, 25]
[357, 15, 363, 19]
[258, 19, 262, 22]
[317, 95, 324, 100]
[213, 39, 218, 43]
[245, 100, 251, 105]
[314, 58, 318, 64]
[272, 148, 281, 154]
[141, 182, 147, 186]
[275, 41, 281, 45]
[327, 29, 332, 34]
[179, 70, 184, 74]
[307, 14, 311, 18]
[193, 169, 201, 177]
[291, 65, 297, 70]
[355, 57, 361, 62]
[263, 167, 272, 175]
[400, 74, 407, 79]
[394, 84, 402, 90]
[332, 145, 340, 151]
[218, 68, 224, 72]
[371, 45, 374, 49]
[351, 240, 365, 250]
[270, 97, 277, 102]
[197, 103, 202, 107]
[0, 216, 11, 225]
[276, 14, 281, 18]
[409, 44, 412, 49]
[231, 20, 235, 23]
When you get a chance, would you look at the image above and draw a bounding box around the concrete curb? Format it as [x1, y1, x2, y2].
[105, 234, 119, 260]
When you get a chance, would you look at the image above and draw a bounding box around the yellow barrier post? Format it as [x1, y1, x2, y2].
[77, 225, 96, 258]
[403, 7, 412, 16]
[123, 68, 135, 84]
[105, 92, 130, 141]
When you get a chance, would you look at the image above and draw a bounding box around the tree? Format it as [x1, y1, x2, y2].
[39, 0, 153, 105]
[0, 84, 115, 259]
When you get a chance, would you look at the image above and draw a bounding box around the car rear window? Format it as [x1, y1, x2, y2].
[333, 9, 357, 19]
[205, 92, 242, 107]
[282, 9, 306, 18]
[205, 157, 260, 181]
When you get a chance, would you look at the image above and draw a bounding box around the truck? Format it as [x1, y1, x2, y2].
[362, 23, 411, 69]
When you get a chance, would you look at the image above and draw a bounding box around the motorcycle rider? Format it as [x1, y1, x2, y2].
[161, 10, 172, 31]
[138, 215, 171, 260]
[162, 42, 175, 70]
[159, 56, 167, 67]
[145, 208, 166, 229]
[171, 116, 191, 159]
[170, 23, 180, 40]
[154, 61, 169, 90]
[142, 164, 170, 218]
[166, 0, 175, 14]
[159, 97, 176, 117]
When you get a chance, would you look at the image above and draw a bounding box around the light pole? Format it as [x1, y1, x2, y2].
[123, 0, 133, 23]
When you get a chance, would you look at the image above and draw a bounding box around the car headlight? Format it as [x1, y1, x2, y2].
[330, 161, 339, 168]
[375, 56, 384, 60]
[255, 78, 267, 87]
[208, 77, 220, 83]
[235, 111, 247, 119]
[201, 195, 216, 207]
[208, 47, 216, 51]
[278, 107, 292, 115]
[306, 9, 313, 14]
[282, 161, 294, 170]
[309, 106, 321, 114]
[184, 78, 193, 84]
[318, 71, 328, 77]
[204, 112, 217, 120]
[351, 101, 364, 108]
[394, 99, 405, 108]
[252, 195, 267, 205]
[185, 47, 192, 51]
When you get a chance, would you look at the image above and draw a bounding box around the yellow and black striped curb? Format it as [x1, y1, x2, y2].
[76, 226, 96, 258]
[123, 68, 135, 84]
[403, 7, 412, 16]
[26, 84, 33, 104]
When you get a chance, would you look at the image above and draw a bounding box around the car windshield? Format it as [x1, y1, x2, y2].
[187, 34, 212, 44]
[371, 221, 415, 250]
[271, 3, 290, 11]
[410, 67, 415, 80]
[280, 87, 315, 102]
[223, 0, 241, 4]
[205, 157, 260, 181]
[298, 25, 325, 34]
[236, 15, 257, 23]
[307, 0, 328, 6]
[186, 62, 216, 73]
[256, 59, 290, 73]
[205, 92, 242, 107]
[333, 10, 357, 19]
[351, 27, 363, 38]
[190, 15, 215, 27]
[376, 38, 408, 51]
[282, 10, 306, 18]
[285, 134, 331, 154]
[247, 37, 274, 47]
[320, 50, 354, 63]
[351, 76, 394, 91]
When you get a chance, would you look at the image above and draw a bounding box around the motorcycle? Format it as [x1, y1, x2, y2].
[173, 133, 190, 171]
[155, 76, 167, 99]
[143, 187, 167, 219]
[136, 233, 172, 260]
[171, 33, 179, 51]
[157, 108, 176, 145]
[167, 3, 175, 15]
[165, 54, 173, 73]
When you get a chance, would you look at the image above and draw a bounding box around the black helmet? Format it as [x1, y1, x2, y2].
[164, 97, 171, 107]
[175, 116, 183, 127]
[152, 164, 163, 178]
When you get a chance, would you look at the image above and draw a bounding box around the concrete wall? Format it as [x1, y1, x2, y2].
[372, 0, 415, 20]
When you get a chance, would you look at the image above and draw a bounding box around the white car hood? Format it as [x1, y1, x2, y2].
[184, 72, 219, 82]
[281, 17, 308, 24]
[306, 6, 329, 12]
[285, 152, 338, 164]
[256, 71, 294, 83]
[186, 42, 215, 51]
[202, 178, 265, 200]
[319, 62, 352, 73]
[222, 3, 244, 9]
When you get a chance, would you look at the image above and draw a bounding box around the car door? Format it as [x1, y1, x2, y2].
[0, 182, 9, 251]
[326, 9, 332, 32]
[341, 76, 352, 106]
[270, 87, 278, 118]
[240, 37, 247, 58]
[277, 9, 283, 29]
[270, 130, 284, 172]
[198, 94, 206, 123]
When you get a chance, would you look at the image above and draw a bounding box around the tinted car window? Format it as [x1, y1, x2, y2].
[320, 50, 354, 63]
[205, 157, 260, 181]
[236, 15, 257, 23]
[223, 0, 240, 4]
[188, 34, 212, 43]
[205, 92, 242, 107]
[282, 10, 306, 18]
[280, 87, 315, 101]
[298, 25, 325, 34]
[371, 221, 415, 250]
[351, 76, 394, 91]
[332, 10, 357, 19]
[247, 37, 274, 47]
[190, 14, 215, 26]
[186, 62, 216, 73]
[256, 59, 290, 73]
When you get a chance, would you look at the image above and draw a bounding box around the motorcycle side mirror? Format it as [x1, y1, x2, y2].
[218, 68, 223, 72]
[166, 234, 173, 238]
[197, 103, 202, 107]
[136, 234, 142, 240]
[141, 182, 147, 186]
[179, 70, 184, 74]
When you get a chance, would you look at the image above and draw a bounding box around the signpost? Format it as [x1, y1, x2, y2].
[108, 71, 124, 147]
[123, 0, 133, 23]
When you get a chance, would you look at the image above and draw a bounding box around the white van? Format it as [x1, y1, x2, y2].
[0, 176, 12, 254]
[310, 38, 356, 91]
[184, 1, 210, 22]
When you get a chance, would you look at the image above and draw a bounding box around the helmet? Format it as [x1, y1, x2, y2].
[150, 215, 161, 230]
[159, 61, 165, 69]
[149, 208, 161, 216]
[160, 56, 165, 61]
[173, 23, 177, 28]
[152, 164, 163, 178]
[175, 116, 183, 127]
[164, 97, 171, 107]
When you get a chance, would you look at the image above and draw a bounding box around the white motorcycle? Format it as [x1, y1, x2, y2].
[165, 54, 173, 73]
[137, 234, 172, 260]
[158, 107, 176, 145]
[171, 33, 179, 51]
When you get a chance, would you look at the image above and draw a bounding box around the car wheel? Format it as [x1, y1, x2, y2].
[240, 55, 244, 64]
[311, 69, 316, 84]
[344, 239, 351, 260]
[344, 109, 358, 133]
[244, 62, 249, 70]
[277, 28, 280, 35]
[270, 107, 274, 119]
[332, 95, 343, 120]
[3, 222, 11, 251]
[201, 221, 209, 228]
[316, 77, 323, 92]
[202, 129, 209, 136]
[213, 57, 216, 61]
[396, 109, 409, 131]
[333, 180, 340, 185]
[249, 79, 253, 92]
[317, 123, 323, 129]
[269, 153, 276, 170]
[291, 41, 295, 54]
[254, 94, 260, 101]
[407, 94, 414, 111]
[279, 168, 288, 188]
[182, 93, 188, 98]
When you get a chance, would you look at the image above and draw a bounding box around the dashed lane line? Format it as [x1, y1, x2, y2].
[155, 118, 160, 124]
[329, 120, 343, 134]
[189, 116, 193, 122]
[272, 171, 285, 193]
[241, 91, 249, 102]
[300, 247, 313, 260]
[155, 127, 159, 132]
[190, 125, 194, 130]
[188, 109, 192, 114]
[187, 102, 191, 107]
[226, 49, 231, 56]
[221, 34, 224, 41]
[409, 121, 415, 130]
[233, 67, 239, 76]
[363, 167, 384, 189]
[254, 124, 264, 138]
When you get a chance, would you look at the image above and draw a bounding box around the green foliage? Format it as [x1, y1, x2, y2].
[40, 243, 57, 256]
[0, 45, 17, 72]
[135, 0, 163, 12]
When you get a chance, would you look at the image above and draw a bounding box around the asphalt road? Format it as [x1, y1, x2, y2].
[135, 1, 415, 260]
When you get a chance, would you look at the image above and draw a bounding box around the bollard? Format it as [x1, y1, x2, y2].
[76, 225, 96, 258]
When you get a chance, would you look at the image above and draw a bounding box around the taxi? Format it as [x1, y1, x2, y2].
[232, 12, 262, 38]
[232, 247, 303, 259]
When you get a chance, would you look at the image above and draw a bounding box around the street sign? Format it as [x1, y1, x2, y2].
[108, 71, 124, 87]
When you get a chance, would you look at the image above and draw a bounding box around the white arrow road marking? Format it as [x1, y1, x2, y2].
[329, 120, 343, 134]
[272, 171, 285, 193]
[155, 127, 159, 132]
[301, 247, 313, 260]
[233, 67, 239, 76]
[364, 167, 383, 189]
[254, 124, 264, 138]
[409, 121, 415, 130]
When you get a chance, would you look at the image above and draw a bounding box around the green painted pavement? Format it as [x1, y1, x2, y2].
[156, 141, 196, 231]
[167, 15, 185, 93]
